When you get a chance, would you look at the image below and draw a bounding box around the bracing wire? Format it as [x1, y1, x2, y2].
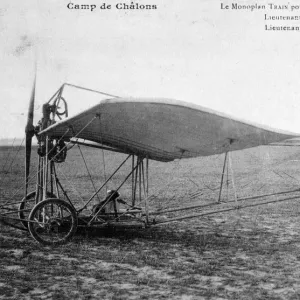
[0, 128, 70, 205]
[1, 137, 16, 172]
[1, 116, 96, 207]
[64, 83, 120, 99]
[2, 138, 25, 175]
[55, 168, 87, 207]
[0, 137, 25, 191]
[76, 143, 101, 204]
[97, 113, 108, 193]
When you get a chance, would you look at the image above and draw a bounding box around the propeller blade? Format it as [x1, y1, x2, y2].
[25, 134, 33, 195]
[25, 72, 36, 195]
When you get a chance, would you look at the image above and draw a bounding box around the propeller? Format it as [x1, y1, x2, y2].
[25, 71, 36, 196]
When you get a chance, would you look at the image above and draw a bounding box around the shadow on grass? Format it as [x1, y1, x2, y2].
[0, 216, 285, 254]
[1, 221, 222, 250]
[73, 224, 231, 251]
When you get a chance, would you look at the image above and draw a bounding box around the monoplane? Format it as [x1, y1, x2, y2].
[1, 78, 300, 245]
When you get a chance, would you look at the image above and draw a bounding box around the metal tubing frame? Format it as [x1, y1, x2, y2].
[35, 156, 42, 204]
[43, 136, 49, 200]
[29, 116, 97, 202]
[52, 85, 65, 119]
[47, 84, 64, 104]
[87, 156, 144, 225]
[79, 154, 132, 212]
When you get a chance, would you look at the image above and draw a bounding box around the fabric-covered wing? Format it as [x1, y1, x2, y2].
[39, 98, 299, 162]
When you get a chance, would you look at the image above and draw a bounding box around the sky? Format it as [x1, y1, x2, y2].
[1, 0, 300, 139]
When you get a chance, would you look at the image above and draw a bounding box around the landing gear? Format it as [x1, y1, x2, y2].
[28, 198, 78, 246]
[18, 191, 56, 229]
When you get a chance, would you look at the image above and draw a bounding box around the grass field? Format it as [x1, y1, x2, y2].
[1, 144, 300, 299]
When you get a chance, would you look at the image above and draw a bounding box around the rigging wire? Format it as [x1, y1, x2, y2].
[97, 113, 108, 193]
[76, 143, 101, 204]
[55, 167, 87, 208]
[1, 138, 16, 172]
[2, 138, 25, 175]
[64, 83, 120, 99]
[145, 151, 187, 210]
[0, 128, 70, 205]
[241, 147, 300, 191]
[1, 116, 96, 207]
[0, 137, 25, 189]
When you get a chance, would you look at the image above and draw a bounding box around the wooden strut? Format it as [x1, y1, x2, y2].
[139, 158, 142, 204]
[130, 155, 145, 207]
[228, 151, 238, 205]
[141, 158, 149, 223]
[145, 157, 149, 223]
[51, 162, 60, 199]
[132, 155, 135, 206]
[36, 137, 55, 204]
[149, 188, 300, 215]
[217, 151, 238, 204]
[218, 152, 228, 202]
[35, 156, 42, 205]
[133, 156, 139, 206]
[153, 194, 300, 225]
[43, 136, 49, 201]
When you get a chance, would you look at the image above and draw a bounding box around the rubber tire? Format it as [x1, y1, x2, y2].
[28, 198, 77, 246]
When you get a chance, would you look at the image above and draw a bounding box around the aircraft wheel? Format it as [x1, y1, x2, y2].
[18, 191, 56, 229]
[28, 198, 77, 246]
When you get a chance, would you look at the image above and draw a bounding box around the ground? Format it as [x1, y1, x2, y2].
[1, 144, 300, 299]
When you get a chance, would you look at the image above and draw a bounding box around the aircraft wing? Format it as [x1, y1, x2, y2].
[39, 98, 299, 162]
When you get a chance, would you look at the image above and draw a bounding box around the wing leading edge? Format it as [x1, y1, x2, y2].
[39, 98, 299, 162]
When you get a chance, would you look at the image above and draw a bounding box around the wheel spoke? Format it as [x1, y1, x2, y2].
[18, 192, 56, 229]
[28, 198, 77, 245]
